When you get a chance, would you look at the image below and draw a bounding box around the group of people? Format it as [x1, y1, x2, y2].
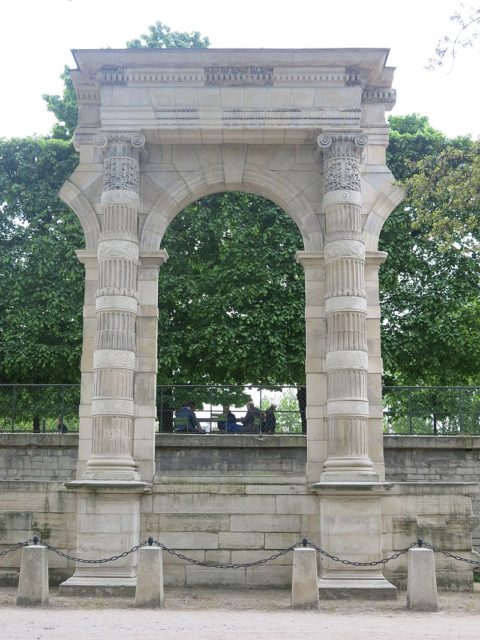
[174, 400, 277, 434]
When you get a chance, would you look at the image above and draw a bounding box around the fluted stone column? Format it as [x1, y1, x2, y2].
[317, 132, 377, 482]
[85, 131, 146, 481]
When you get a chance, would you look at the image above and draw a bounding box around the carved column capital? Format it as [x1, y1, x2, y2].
[316, 131, 367, 194]
[94, 131, 146, 151]
[95, 131, 146, 194]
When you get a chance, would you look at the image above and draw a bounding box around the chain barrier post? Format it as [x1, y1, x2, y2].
[291, 540, 319, 610]
[135, 537, 164, 608]
[407, 544, 438, 611]
[16, 541, 49, 607]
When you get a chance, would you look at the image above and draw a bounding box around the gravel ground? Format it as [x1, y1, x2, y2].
[1, 587, 479, 640]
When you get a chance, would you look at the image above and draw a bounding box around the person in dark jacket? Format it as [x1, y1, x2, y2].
[174, 402, 205, 433]
[240, 401, 261, 433]
[218, 404, 242, 433]
[264, 403, 277, 434]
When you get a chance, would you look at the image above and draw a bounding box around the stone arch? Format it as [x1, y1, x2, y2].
[363, 183, 405, 251]
[59, 179, 101, 250]
[140, 169, 323, 251]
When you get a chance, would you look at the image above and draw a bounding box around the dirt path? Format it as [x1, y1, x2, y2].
[1, 588, 479, 640]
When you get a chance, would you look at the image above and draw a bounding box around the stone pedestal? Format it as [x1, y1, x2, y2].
[60, 480, 151, 596]
[291, 547, 319, 609]
[407, 548, 438, 611]
[135, 545, 164, 607]
[16, 544, 49, 607]
[313, 482, 397, 599]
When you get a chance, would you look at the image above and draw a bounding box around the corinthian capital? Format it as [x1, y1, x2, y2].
[316, 131, 367, 193]
[94, 131, 146, 193]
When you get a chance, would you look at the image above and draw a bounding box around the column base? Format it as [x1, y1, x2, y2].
[312, 481, 394, 596]
[62, 480, 151, 595]
[320, 456, 379, 483]
[318, 577, 397, 600]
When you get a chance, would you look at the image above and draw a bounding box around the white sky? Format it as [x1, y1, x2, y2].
[0, 0, 479, 139]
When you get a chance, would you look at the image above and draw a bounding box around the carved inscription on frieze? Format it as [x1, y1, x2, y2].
[205, 66, 273, 86]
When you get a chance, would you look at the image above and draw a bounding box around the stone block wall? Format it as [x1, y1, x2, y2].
[0, 481, 76, 585]
[384, 436, 480, 549]
[143, 477, 318, 587]
[0, 433, 479, 588]
[0, 434, 77, 482]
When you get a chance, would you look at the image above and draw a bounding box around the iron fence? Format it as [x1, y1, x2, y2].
[383, 386, 480, 435]
[156, 384, 306, 434]
[2, 383, 480, 436]
[0, 384, 80, 433]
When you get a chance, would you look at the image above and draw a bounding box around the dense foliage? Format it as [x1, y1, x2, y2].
[0, 137, 83, 383]
[157, 193, 304, 385]
[381, 115, 480, 385]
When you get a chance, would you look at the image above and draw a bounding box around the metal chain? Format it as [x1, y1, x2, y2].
[307, 540, 417, 566]
[153, 539, 301, 569]
[0, 539, 34, 556]
[11, 536, 480, 569]
[44, 540, 149, 564]
[421, 541, 480, 566]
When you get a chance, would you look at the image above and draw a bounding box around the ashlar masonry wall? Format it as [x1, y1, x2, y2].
[0, 434, 478, 589]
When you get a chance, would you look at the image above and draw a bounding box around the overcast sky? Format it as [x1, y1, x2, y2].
[1, 0, 478, 138]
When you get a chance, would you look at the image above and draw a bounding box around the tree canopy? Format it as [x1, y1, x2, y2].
[126, 21, 210, 49]
[157, 193, 305, 386]
[380, 114, 480, 385]
[0, 137, 84, 383]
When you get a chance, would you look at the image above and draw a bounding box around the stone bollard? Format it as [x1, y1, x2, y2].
[16, 543, 49, 607]
[135, 544, 164, 608]
[291, 546, 319, 609]
[407, 547, 438, 611]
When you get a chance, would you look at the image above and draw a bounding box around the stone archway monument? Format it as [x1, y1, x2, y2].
[61, 48, 403, 594]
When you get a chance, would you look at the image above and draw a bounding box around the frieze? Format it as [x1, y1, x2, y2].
[205, 65, 273, 86]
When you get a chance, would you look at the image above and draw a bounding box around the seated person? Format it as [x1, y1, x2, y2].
[174, 402, 205, 433]
[56, 417, 68, 433]
[264, 403, 277, 434]
[240, 401, 261, 433]
[217, 404, 242, 433]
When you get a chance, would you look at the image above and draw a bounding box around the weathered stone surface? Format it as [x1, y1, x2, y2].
[16, 545, 49, 607]
[291, 547, 319, 609]
[407, 548, 438, 611]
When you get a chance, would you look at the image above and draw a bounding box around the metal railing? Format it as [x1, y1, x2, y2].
[156, 384, 306, 434]
[0, 384, 80, 433]
[2, 383, 480, 436]
[383, 386, 480, 435]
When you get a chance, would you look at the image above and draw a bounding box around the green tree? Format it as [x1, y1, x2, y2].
[42, 67, 78, 141]
[380, 115, 480, 386]
[126, 21, 210, 49]
[157, 193, 305, 385]
[0, 137, 84, 383]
